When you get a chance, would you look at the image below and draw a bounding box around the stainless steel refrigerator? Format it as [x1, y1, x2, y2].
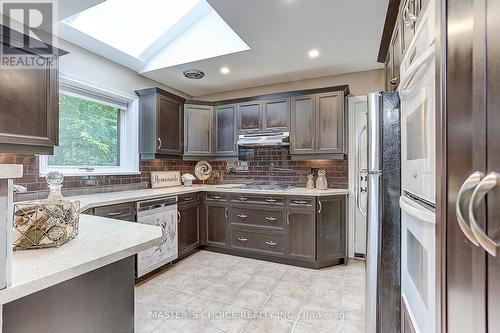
[365, 91, 401, 333]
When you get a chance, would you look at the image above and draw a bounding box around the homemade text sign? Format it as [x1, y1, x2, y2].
[150, 171, 181, 188]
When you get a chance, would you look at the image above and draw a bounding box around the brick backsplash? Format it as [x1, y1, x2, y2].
[0, 146, 347, 202]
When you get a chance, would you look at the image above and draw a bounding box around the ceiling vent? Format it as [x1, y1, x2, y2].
[183, 69, 205, 79]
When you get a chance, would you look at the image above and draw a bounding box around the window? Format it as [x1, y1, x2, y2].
[40, 75, 139, 176]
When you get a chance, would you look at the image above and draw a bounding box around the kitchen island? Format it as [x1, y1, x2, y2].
[0, 214, 161, 333]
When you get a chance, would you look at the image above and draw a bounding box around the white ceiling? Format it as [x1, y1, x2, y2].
[141, 0, 389, 97]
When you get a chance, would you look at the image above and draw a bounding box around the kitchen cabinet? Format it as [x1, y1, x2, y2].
[286, 209, 316, 262]
[385, 16, 403, 91]
[237, 101, 262, 134]
[184, 104, 213, 157]
[178, 196, 200, 258]
[92, 202, 136, 222]
[262, 97, 290, 132]
[316, 195, 346, 266]
[204, 193, 228, 248]
[136, 88, 185, 159]
[0, 28, 64, 155]
[214, 104, 238, 156]
[291, 91, 345, 158]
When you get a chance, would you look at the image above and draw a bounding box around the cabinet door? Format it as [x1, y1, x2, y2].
[157, 95, 182, 155]
[316, 92, 344, 154]
[184, 104, 213, 156]
[262, 97, 290, 132]
[390, 19, 403, 90]
[317, 196, 346, 265]
[290, 95, 316, 154]
[215, 104, 237, 156]
[402, 0, 416, 53]
[0, 48, 58, 153]
[238, 101, 262, 133]
[178, 202, 200, 256]
[205, 203, 227, 247]
[286, 209, 316, 261]
[385, 45, 394, 91]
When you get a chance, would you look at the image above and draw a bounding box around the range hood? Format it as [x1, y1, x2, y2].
[237, 132, 290, 147]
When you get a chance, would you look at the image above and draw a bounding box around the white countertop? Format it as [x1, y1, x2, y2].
[73, 185, 349, 211]
[0, 215, 161, 305]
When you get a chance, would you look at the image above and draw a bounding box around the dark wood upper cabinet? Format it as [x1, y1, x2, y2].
[317, 195, 346, 266]
[237, 101, 262, 134]
[262, 97, 290, 132]
[385, 15, 403, 91]
[0, 28, 64, 155]
[136, 88, 185, 160]
[214, 104, 237, 156]
[316, 92, 344, 154]
[184, 104, 213, 157]
[287, 208, 316, 262]
[290, 91, 346, 158]
[290, 95, 316, 154]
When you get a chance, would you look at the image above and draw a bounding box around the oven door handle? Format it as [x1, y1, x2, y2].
[399, 195, 435, 224]
[400, 45, 435, 92]
[469, 172, 500, 256]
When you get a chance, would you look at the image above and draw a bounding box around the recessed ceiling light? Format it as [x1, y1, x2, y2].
[183, 69, 205, 79]
[220, 67, 230, 74]
[308, 49, 319, 58]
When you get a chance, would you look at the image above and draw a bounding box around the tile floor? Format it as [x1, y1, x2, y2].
[135, 250, 365, 333]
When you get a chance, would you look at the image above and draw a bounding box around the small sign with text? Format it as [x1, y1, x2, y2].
[150, 171, 181, 188]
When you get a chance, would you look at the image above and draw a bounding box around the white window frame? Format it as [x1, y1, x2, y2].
[39, 73, 140, 177]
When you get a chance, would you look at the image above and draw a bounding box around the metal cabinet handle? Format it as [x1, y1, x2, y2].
[177, 211, 181, 224]
[265, 217, 277, 223]
[468, 172, 500, 256]
[237, 214, 248, 219]
[225, 207, 228, 219]
[455, 171, 483, 246]
[211, 196, 222, 200]
[318, 201, 322, 214]
[311, 138, 315, 150]
[389, 77, 400, 85]
[316, 137, 320, 149]
[238, 197, 248, 201]
[265, 241, 277, 247]
[157, 137, 162, 149]
[293, 200, 308, 205]
[237, 237, 248, 242]
[107, 210, 126, 217]
[265, 198, 277, 203]
[183, 197, 193, 202]
[286, 211, 290, 225]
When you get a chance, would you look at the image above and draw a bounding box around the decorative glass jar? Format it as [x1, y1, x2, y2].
[13, 172, 80, 250]
[316, 169, 328, 190]
[306, 174, 315, 189]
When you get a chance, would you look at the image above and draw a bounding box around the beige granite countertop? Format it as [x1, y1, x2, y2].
[0, 215, 161, 305]
[72, 185, 349, 211]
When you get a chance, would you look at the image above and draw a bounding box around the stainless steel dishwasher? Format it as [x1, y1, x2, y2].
[136, 196, 178, 277]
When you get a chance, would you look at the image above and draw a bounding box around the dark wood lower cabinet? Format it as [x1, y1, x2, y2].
[286, 209, 316, 262]
[178, 201, 200, 257]
[204, 201, 228, 248]
[317, 196, 346, 267]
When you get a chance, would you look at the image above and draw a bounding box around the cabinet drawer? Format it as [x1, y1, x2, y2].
[231, 206, 285, 231]
[205, 192, 227, 202]
[231, 195, 285, 206]
[288, 197, 316, 210]
[94, 202, 135, 221]
[231, 229, 285, 256]
[179, 193, 200, 204]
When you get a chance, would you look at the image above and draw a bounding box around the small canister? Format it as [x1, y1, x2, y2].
[306, 174, 315, 189]
[316, 169, 328, 190]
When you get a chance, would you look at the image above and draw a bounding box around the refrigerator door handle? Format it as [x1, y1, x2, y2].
[399, 195, 435, 224]
[356, 125, 368, 217]
[455, 171, 483, 246]
[468, 172, 500, 256]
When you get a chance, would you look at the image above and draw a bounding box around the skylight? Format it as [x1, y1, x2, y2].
[64, 0, 201, 58]
[59, 0, 250, 73]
